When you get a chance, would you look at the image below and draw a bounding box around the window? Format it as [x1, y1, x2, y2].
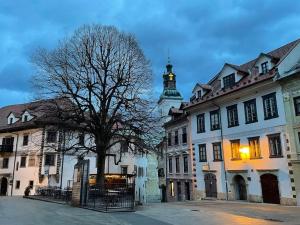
[2, 137, 14, 151]
[16, 162, 19, 171]
[28, 156, 35, 167]
[197, 114, 205, 133]
[262, 93, 278, 119]
[174, 130, 179, 145]
[44, 154, 55, 166]
[227, 104, 239, 127]
[170, 181, 175, 196]
[175, 157, 180, 173]
[15, 180, 20, 189]
[213, 142, 222, 161]
[121, 166, 128, 175]
[78, 133, 85, 146]
[2, 158, 9, 168]
[248, 137, 261, 159]
[197, 90, 202, 98]
[23, 134, 29, 146]
[46, 131, 57, 143]
[261, 62, 269, 74]
[168, 132, 172, 146]
[182, 127, 187, 144]
[29, 180, 34, 188]
[24, 115, 28, 122]
[294, 97, 300, 116]
[20, 156, 26, 168]
[210, 110, 220, 130]
[198, 144, 207, 162]
[138, 167, 144, 177]
[9, 117, 13, 124]
[230, 140, 240, 160]
[244, 99, 257, 124]
[183, 156, 188, 173]
[121, 141, 128, 153]
[168, 157, 173, 173]
[223, 73, 235, 89]
[268, 134, 282, 157]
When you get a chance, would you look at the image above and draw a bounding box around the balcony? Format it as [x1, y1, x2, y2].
[0, 145, 13, 152]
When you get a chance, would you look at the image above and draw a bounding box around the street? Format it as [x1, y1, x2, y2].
[1, 197, 300, 225]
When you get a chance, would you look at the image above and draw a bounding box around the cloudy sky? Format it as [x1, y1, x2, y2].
[1, 0, 300, 107]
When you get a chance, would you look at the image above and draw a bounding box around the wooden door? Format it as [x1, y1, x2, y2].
[204, 173, 217, 198]
[260, 174, 280, 204]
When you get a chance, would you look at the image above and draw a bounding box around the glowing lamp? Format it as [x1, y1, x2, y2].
[239, 146, 250, 159]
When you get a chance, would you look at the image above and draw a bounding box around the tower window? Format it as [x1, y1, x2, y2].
[261, 62, 269, 74]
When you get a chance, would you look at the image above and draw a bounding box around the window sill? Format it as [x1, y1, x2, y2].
[213, 160, 223, 162]
[197, 131, 206, 134]
[249, 157, 263, 160]
[231, 158, 242, 161]
[199, 160, 207, 163]
[264, 115, 279, 120]
[245, 121, 258, 124]
[211, 128, 220, 131]
[228, 124, 239, 128]
[269, 155, 283, 158]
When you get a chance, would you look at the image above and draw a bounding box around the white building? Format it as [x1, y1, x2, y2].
[0, 99, 160, 203]
[183, 39, 300, 205]
[164, 105, 195, 201]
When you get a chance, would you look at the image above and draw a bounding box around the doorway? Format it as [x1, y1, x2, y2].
[260, 173, 280, 204]
[233, 175, 247, 200]
[0, 177, 8, 196]
[204, 173, 217, 198]
[184, 182, 190, 200]
[177, 182, 182, 201]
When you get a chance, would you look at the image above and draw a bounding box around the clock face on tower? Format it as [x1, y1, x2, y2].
[169, 73, 174, 81]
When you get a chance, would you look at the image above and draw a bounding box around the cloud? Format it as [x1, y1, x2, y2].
[0, 0, 300, 107]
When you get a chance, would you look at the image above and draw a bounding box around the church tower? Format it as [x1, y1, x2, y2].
[158, 62, 183, 123]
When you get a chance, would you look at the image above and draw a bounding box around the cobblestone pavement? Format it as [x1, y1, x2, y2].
[1, 197, 300, 225]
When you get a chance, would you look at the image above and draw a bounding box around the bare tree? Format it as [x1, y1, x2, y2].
[31, 24, 159, 186]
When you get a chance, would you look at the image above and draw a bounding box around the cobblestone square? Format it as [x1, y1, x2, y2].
[1, 197, 300, 225]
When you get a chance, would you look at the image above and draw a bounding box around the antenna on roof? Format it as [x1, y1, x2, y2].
[167, 48, 171, 64]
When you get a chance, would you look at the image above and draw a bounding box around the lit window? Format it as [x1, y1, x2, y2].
[248, 137, 261, 159]
[230, 140, 241, 160]
[170, 181, 175, 196]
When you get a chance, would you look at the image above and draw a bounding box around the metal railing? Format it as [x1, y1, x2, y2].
[84, 183, 135, 211]
[34, 186, 72, 202]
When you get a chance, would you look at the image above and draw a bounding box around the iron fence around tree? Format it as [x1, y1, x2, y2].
[34, 186, 72, 203]
[84, 183, 135, 212]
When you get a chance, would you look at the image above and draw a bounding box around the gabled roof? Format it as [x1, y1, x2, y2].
[0, 98, 71, 133]
[185, 38, 300, 110]
[192, 83, 212, 93]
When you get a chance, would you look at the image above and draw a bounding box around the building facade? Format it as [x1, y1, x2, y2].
[183, 39, 300, 205]
[0, 99, 160, 204]
[164, 106, 194, 201]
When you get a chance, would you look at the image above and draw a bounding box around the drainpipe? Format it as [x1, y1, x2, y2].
[212, 102, 229, 201]
[11, 133, 19, 196]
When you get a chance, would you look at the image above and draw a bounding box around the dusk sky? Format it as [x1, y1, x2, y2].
[1, 0, 300, 107]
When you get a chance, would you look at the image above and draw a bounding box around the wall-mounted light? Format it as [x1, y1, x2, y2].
[239, 146, 250, 159]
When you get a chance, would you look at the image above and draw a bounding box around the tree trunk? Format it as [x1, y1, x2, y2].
[96, 150, 106, 188]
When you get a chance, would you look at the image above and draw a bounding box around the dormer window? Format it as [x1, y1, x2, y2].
[197, 90, 202, 99]
[24, 115, 28, 122]
[261, 62, 269, 74]
[9, 118, 13, 124]
[223, 73, 235, 89]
